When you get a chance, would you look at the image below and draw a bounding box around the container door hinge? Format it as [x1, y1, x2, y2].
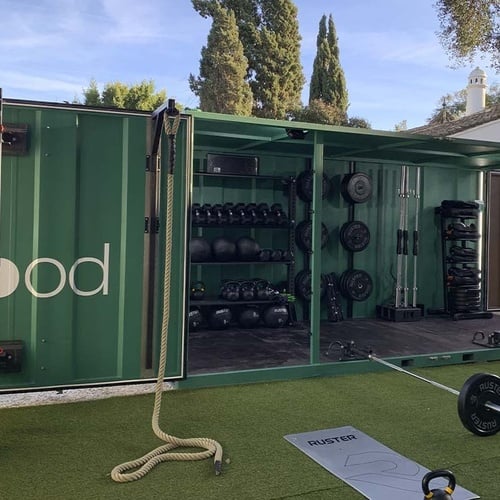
[144, 217, 160, 234]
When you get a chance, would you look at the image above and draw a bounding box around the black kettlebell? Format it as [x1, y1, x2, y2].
[220, 281, 240, 301]
[239, 281, 256, 301]
[422, 469, 455, 500]
[190, 280, 206, 300]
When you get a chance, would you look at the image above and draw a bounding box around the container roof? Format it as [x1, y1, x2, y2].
[188, 110, 500, 170]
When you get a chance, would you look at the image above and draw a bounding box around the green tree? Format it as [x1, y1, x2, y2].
[189, 2, 252, 115]
[192, 0, 260, 79]
[436, 0, 500, 70]
[393, 119, 408, 132]
[82, 78, 101, 106]
[345, 116, 371, 129]
[309, 14, 348, 115]
[191, 0, 304, 119]
[101, 82, 131, 109]
[293, 99, 346, 125]
[81, 80, 167, 111]
[252, 0, 305, 118]
[427, 83, 500, 122]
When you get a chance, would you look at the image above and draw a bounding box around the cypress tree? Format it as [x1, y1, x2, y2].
[189, 3, 253, 115]
[309, 14, 348, 115]
[252, 0, 305, 118]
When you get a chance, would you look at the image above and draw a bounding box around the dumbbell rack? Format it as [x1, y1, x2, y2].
[189, 170, 297, 328]
[435, 204, 492, 320]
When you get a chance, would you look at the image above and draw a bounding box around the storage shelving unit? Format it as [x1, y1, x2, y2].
[188, 168, 298, 328]
[435, 202, 493, 320]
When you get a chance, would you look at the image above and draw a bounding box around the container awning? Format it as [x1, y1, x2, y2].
[188, 111, 500, 170]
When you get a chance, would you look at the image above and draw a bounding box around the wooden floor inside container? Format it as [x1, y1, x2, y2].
[187, 312, 500, 374]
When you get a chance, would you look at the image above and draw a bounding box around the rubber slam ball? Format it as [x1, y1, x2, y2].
[236, 236, 261, 261]
[190, 237, 211, 262]
[212, 237, 236, 261]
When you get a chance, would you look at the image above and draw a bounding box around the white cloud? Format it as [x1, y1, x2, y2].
[1, 70, 84, 96]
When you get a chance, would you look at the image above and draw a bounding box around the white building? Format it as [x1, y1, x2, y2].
[410, 67, 500, 142]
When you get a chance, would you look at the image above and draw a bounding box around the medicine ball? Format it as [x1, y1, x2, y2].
[263, 305, 289, 328]
[212, 237, 236, 261]
[188, 308, 203, 331]
[190, 237, 211, 262]
[238, 307, 261, 328]
[208, 307, 232, 330]
[236, 236, 261, 261]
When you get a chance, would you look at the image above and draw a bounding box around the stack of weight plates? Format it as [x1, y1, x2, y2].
[448, 287, 481, 312]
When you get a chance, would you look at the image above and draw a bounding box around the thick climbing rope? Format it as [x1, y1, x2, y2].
[110, 109, 223, 483]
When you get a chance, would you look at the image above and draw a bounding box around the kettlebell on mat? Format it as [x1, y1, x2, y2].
[421, 469, 455, 500]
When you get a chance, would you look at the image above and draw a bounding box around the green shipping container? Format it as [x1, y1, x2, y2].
[1, 98, 500, 391]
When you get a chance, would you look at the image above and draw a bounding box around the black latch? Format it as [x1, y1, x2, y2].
[1, 123, 29, 156]
[144, 217, 160, 234]
[0, 340, 24, 372]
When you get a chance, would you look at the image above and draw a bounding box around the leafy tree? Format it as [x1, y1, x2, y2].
[435, 0, 500, 70]
[81, 80, 167, 111]
[393, 120, 408, 132]
[189, 2, 252, 115]
[309, 14, 348, 115]
[293, 99, 346, 125]
[427, 83, 500, 122]
[102, 82, 132, 109]
[345, 116, 371, 129]
[252, 0, 305, 118]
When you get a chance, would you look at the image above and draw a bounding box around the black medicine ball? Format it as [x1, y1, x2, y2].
[188, 309, 203, 331]
[236, 236, 261, 261]
[208, 307, 232, 329]
[212, 237, 236, 261]
[238, 307, 261, 328]
[190, 237, 211, 262]
[263, 305, 289, 328]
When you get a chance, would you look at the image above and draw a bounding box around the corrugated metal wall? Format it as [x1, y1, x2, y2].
[1, 104, 149, 388]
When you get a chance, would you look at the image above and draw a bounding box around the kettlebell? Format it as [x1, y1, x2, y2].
[220, 281, 240, 301]
[422, 469, 455, 500]
[190, 280, 206, 300]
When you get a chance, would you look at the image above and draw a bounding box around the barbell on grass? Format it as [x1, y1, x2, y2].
[368, 354, 500, 437]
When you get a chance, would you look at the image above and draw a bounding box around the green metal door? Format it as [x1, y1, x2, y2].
[0, 102, 186, 390]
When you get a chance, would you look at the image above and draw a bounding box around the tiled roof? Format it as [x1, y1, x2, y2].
[409, 104, 500, 137]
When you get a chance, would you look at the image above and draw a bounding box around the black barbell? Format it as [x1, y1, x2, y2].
[369, 354, 500, 436]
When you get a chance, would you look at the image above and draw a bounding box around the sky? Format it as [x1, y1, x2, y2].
[1, 0, 498, 131]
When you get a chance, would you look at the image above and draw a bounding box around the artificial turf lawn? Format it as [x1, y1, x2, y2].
[1, 361, 499, 500]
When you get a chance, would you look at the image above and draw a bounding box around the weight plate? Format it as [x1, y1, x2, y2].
[340, 269, 373, 301]
[340, 221, 370, 252]
[296, 171, 330, 203]
[296, 221, 329, 252]
[294, 270, 326, 301]
[457, 373, 500, 436]
[341, 172, 372, 204]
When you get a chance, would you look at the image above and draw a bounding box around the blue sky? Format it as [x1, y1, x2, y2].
[1, 0, 497, 130]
